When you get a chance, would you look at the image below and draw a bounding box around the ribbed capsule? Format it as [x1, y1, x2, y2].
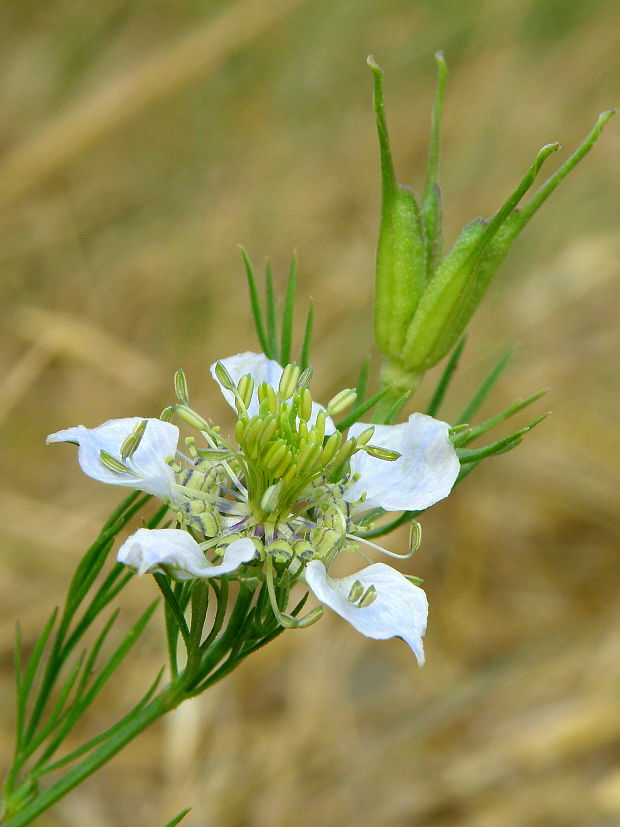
[369, 57, 427, 361]
[399, 218, 487, 371]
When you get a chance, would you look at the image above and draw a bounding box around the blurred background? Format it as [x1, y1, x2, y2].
[1, 0, 619, 824]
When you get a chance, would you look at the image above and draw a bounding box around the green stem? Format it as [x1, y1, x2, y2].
[1, 686, 182, 827]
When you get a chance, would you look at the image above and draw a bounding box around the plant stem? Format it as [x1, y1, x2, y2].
[1, 685, 182, 827]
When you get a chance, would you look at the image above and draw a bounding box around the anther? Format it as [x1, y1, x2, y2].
[174, 369, 189, 404]
[358, 585, 378, 608]
[120, 419, 148, 460]
[279, 364, 301, 400]
[326, 388, 357, 416]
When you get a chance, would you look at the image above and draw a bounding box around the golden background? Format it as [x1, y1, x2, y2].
[1, 1, 619, 824]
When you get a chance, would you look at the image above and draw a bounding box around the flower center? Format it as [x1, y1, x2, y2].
[167, 362, 385, 565]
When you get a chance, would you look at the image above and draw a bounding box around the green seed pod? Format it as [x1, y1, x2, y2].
[399, 218, 487, 371]
[369, 57, 427, 361]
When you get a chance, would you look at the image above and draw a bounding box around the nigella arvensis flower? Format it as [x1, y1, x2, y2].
[47, 352, 459, 664]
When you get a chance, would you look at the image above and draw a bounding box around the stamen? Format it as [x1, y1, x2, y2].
[347, 532, 416, 560]
[120, 419, 148, 460]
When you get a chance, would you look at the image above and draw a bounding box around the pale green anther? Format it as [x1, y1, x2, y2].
[298, 387, 313, 422]
[296, 442, 323, 476]
[234, 418, 246, 444]
[314, 410, 326, 443]
[330, 438, 357, 468]
[292, 539, 314, 560]
[348, 580, 364, 603]
[237, 374, 254, 409]
[368, 56, 427, 361]
[319, 431, 343, 466]
[297, 366, 313, 391]
[191, 511, 220, 538]
[260, 481, 283, 513]
[258, 382, 278, 414]
[298, 419, 309, 441]
[174, 369, 189, 404]
[214, 361, 236, 391]
[240, 415, 262, 449]
[120, 418, 148, 461]
[266, 539, 294, 562]
[326, 388, 357, 416]
[409, 520, 422, 554]
[354, 426, 375, 446]
[258, 415, 278, 446]
[99, 450, 137, 476]
[283, 463, 298, 485]
[175, 405, 210, 432]
[279, 363, 301, 400]
[294, 605, 324, 628]
[362, 444, 401, 461]
[358, 585, 378, 608]
[272, 449, 293, 478]
[314, 527, 341, 559]
[160, 406, 175, 422]
[184, 436, 198, 457]
[264, 440, 288, 472]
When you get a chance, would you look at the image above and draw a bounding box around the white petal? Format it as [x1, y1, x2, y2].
[345, 413, 459, 512]
[210, 351, 335, 433]
[305, 560, 428, 664]
[117, 528, 256, 580]
[46, 417, 179, 502]
[210, 352, 283, 418]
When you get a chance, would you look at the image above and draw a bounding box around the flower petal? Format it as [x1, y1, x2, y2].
[117, 528, 256, 580]
[210, 351, 335, 433]
[46, 417, 179, 502]
[345, 413, 459, 512]
[305, 560, 428, 664]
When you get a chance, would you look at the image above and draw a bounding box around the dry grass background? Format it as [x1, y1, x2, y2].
[1, 0, 619, 825]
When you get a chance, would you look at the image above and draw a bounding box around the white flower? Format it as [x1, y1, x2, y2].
[118, 528, 256, 580]
[46, 417, 180, 503]
[48, 352, 460, 660]
[305, 560, 428, 664]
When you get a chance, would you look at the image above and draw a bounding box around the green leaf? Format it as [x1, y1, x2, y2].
[154, 574, 190, 648]
[457, 413, 548, 464]
[355, 357, 370, 403]
[422, 51, 448, 276]
[456, 345, 517, 425]
[426, 335, 467, 417]
[457, 388, 548, 446]
[265, 261, 279, 361]
[336, 387, 391, 431]
[300, 300, 314, 371]
[241, 247, 270, 356]
[163, 808, 192, 827]
[39, 668, 164, 776]
[280, 254, 297, 365]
